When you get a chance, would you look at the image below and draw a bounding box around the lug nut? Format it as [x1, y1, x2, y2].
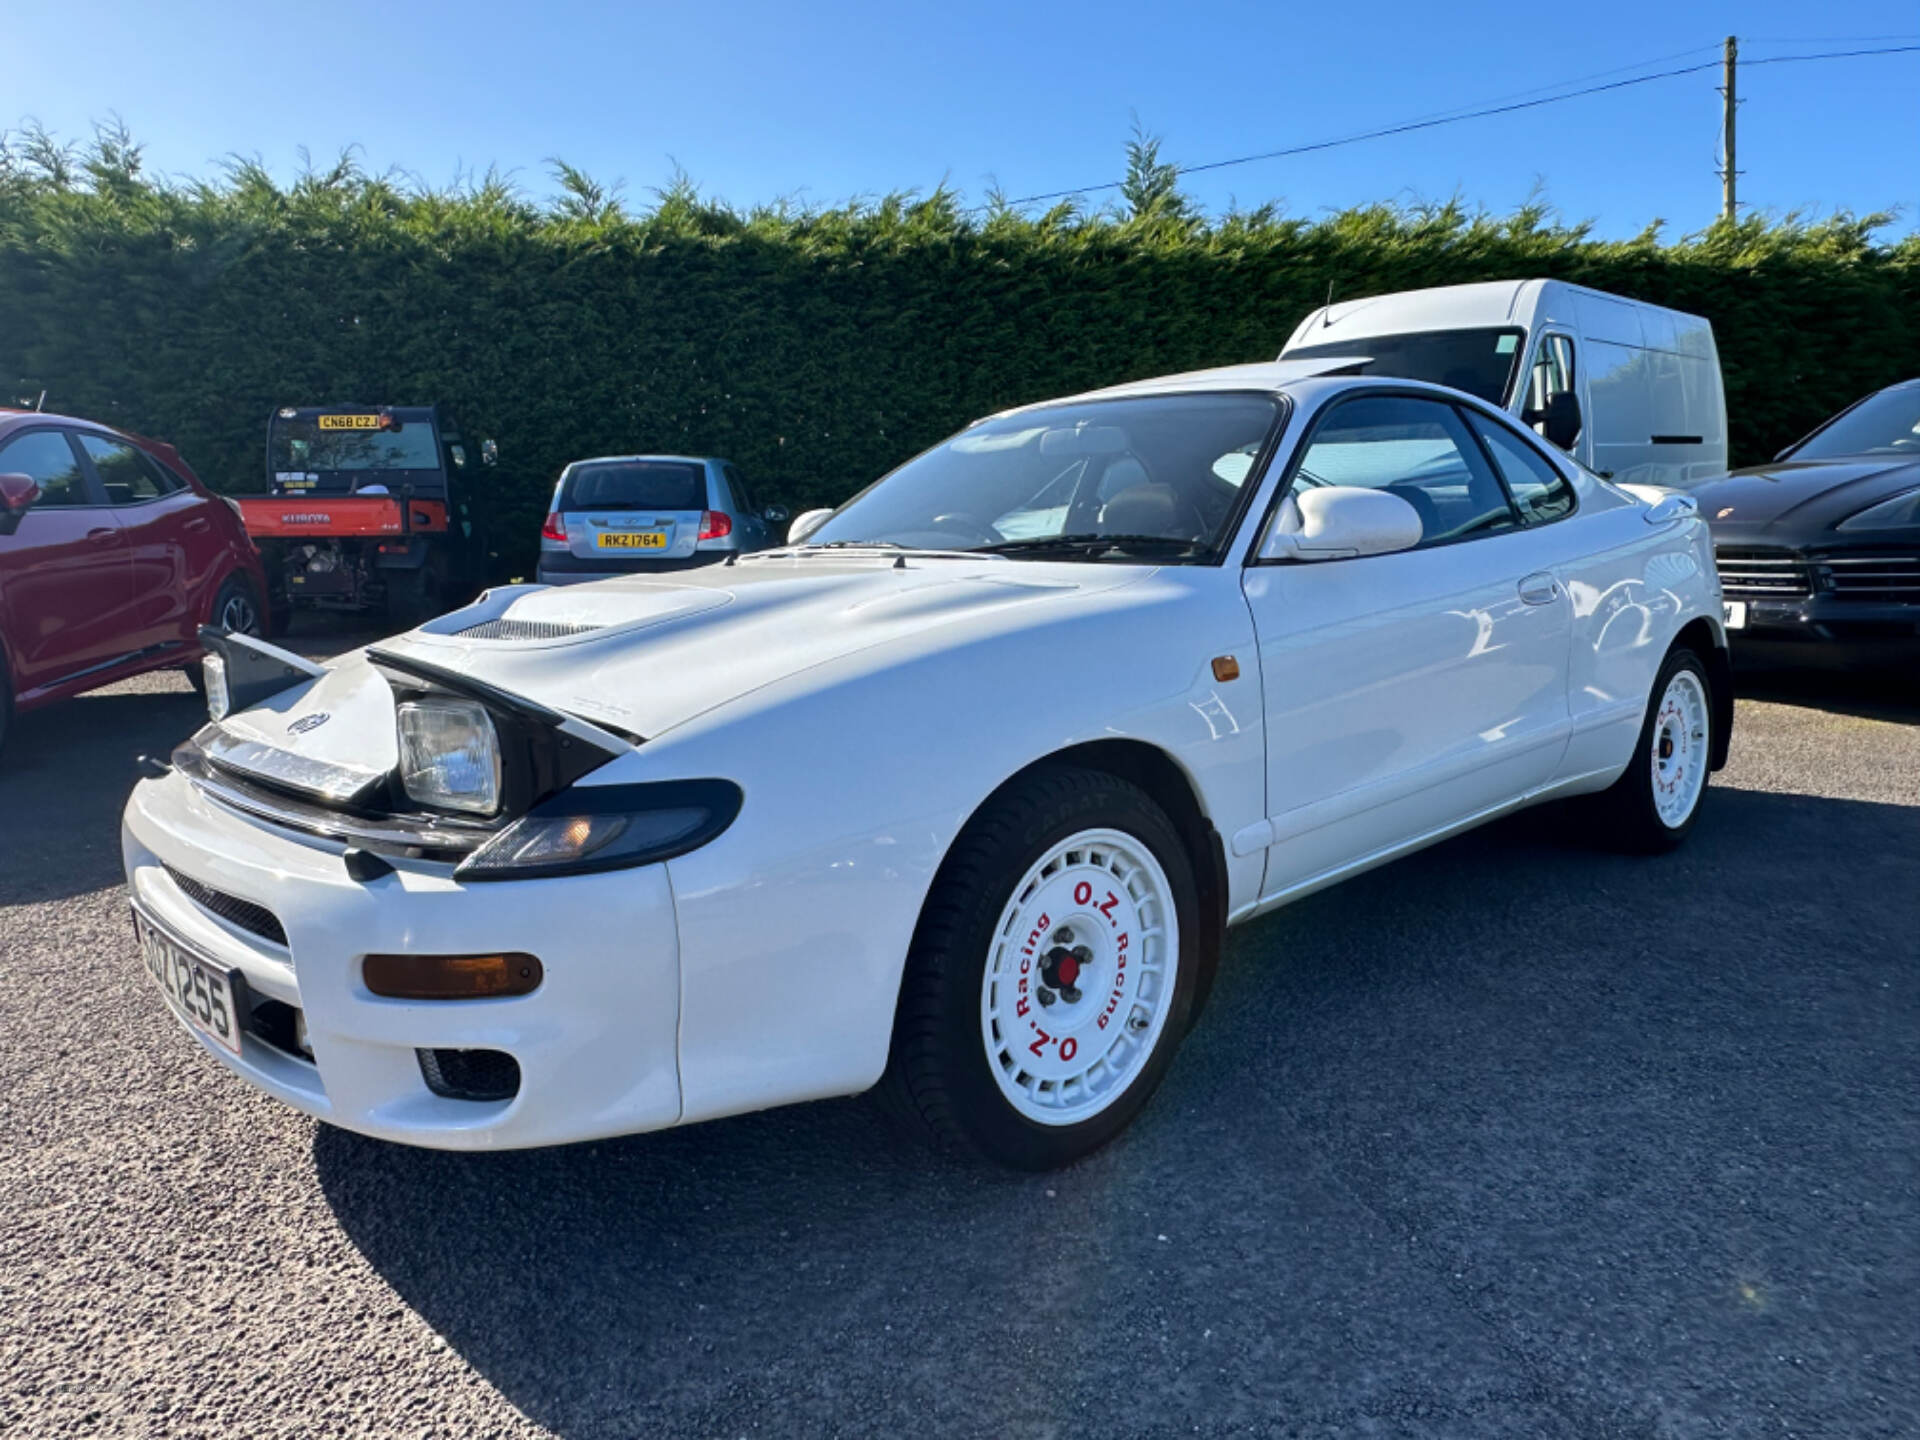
[1037, 987, 1057, 1007]
[1060, 985, 1082, 1004]
[1051, 926, 1074, 945]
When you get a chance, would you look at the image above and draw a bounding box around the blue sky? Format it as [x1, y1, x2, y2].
[9, 0, 1918, 236]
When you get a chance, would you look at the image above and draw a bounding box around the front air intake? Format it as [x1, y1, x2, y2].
[417, 1048, 521, 1102]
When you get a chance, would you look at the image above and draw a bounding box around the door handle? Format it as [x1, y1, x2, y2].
[185, 517, 210, 533]
[86, 527, 118, 542]
[1518, 572, 1560, 606]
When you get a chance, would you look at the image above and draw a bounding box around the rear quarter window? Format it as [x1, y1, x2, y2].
[563, 461, 706, 512]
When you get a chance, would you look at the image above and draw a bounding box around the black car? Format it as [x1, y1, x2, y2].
[1696, 379, 1920, 667]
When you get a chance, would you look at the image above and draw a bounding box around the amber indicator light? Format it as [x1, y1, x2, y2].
[363, 952, 543, 1000]
[1211, 655, 1241, 683]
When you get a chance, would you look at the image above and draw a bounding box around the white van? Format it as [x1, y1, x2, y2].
[1279, 279, 1727, 489]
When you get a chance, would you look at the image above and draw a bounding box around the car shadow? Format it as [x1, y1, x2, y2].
[0, 679, 207, 906]
[314, 785, 1920, 1438]
[1734, 663, 1919, 725]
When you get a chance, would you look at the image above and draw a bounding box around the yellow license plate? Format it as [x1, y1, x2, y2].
[597, 532, 668, 550]
[317, 414, 384, 430]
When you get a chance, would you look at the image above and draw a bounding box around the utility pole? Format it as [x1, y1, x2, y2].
[1719, 35, 1739, 222]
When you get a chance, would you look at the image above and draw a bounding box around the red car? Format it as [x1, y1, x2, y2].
[0, 409, 267, 758]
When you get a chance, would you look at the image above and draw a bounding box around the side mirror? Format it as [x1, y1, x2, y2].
[0, 472, 40, 536]
[1540, 391, 1582, 451]
[480, 439, 499, 467]
[1259, 486, 1423, 562]
[763, 504, 791, 526]
[787, 508, 833, 545]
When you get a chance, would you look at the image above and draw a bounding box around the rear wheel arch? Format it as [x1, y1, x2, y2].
[1672, 615, 1732, 771]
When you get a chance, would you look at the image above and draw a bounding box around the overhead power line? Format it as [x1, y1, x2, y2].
[989, 41, 1920, 211]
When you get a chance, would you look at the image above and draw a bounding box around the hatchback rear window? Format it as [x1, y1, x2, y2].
[563, 461, 705, 512]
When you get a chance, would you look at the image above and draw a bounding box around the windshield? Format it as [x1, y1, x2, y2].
[805, 393, 1281, 561]
[270, 415, 443, 472]
[1789, 387, 1920, 461]
[1284, 327, 1525, 405]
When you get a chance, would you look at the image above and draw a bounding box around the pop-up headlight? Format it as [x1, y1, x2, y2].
[397, 698, 502, 815]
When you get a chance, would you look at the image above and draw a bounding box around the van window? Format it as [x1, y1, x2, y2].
[1285, 328, 1525, 406]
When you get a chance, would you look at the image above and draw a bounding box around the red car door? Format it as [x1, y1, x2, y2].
[0, 426, 133, 701]
[74, 431, 202, 655]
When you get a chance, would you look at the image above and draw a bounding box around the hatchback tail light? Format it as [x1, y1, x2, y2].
[698, 510, 733, 541]
[540, 512, 567, 543]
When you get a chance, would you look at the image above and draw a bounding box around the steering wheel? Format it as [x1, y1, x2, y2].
[928, 513, 1003, 547]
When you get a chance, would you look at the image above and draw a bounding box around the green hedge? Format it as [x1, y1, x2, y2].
[2, 133, 1916, 578]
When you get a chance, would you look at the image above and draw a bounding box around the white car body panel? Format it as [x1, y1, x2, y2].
[120, 370, 1726, 1149]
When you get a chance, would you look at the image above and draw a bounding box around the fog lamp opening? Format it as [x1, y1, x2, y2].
[363, 951, 543, 1000]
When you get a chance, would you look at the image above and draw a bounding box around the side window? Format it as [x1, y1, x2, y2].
[724, 463, 756, 514]
[77, 434, 177, 504]
[0, 430, 91, 507]
[1464, 412, 1578, 525]
[1288, 394, 1518, 546]
[1524, 335, 1578, 435]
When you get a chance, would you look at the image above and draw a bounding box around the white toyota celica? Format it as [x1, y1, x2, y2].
[123, 362, 1731, 1170]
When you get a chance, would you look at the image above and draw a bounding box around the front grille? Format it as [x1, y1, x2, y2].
[1715, 546, 1812, 601]
[163, 864, 288, 948]
[1816, 553, 1920, 604]
[455, 617, 603, 641]
[418, 1048, 521, 1103]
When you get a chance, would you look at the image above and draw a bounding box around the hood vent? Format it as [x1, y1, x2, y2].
[455, 617, 605, 642]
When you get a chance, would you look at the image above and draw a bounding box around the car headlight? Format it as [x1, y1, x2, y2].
[454, 780, 743, 881]
[1837, 488, 1920, 531]
[203, 654, 231, 721]
[397, 698, 501, 815]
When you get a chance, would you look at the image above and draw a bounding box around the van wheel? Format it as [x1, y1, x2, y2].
[1593, 645, 1714, 852]
[879, 765, 1202, 1170]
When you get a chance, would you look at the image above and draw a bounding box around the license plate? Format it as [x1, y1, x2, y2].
[1724, 600, 1748, 630]
[597, 531, 667, 550]
[135, 910, 244, 1057]
[317, 414, 383, 431]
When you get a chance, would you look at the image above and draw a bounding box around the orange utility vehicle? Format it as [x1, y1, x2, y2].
[236, 404, 494, 628]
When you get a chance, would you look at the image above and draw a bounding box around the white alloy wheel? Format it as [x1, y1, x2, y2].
[1650, 668, 1709, 828]
[978, 827, 1180, 1126]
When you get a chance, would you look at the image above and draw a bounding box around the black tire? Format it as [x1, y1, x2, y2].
[879, 765, 1205, 1170]
[1593, 644, 1715, 853]
[384, 563, 439, 628]
[186, 573, 265, 693]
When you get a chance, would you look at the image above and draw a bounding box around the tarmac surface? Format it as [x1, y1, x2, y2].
[2, 627, 1915, 1438]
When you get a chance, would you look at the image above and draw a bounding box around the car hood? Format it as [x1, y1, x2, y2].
[1693, 457, 1920, 537]
[304, 555, 1155, 749]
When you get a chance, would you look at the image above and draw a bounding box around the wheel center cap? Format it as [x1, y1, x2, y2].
[1042, 946, 1081, 989]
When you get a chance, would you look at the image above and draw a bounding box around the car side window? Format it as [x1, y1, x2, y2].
[77, 434, 178, 504]
[724, 463, 756, 514]
[0, 430, 91, 507]
[1288, 394, 1519, 547]
[1463, 411, 1577, 524]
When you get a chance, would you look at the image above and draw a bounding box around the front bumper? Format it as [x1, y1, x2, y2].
[1726, 597, 1920, 667]
[121, 769, 683, 1149]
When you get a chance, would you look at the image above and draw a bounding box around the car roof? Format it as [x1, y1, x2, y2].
[1001, 358, 1374, 414]
[564, 454, 720, 468]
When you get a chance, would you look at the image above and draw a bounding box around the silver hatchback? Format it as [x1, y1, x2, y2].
[536, 454, 788, 584]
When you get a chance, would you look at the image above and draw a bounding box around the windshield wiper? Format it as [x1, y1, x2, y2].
[971, 533, 1213, 560]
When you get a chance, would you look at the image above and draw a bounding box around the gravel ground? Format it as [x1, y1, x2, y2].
[1, 634, 1915, 1439]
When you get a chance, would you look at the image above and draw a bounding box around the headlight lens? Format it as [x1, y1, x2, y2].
[1837, 488, 1920, 531]
[454, 780, 742, 881]
[203, 654, 230, 721]
[397, 698, 501, 815]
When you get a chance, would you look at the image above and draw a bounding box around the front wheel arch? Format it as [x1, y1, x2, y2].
[1673, 616, 1733, 771]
